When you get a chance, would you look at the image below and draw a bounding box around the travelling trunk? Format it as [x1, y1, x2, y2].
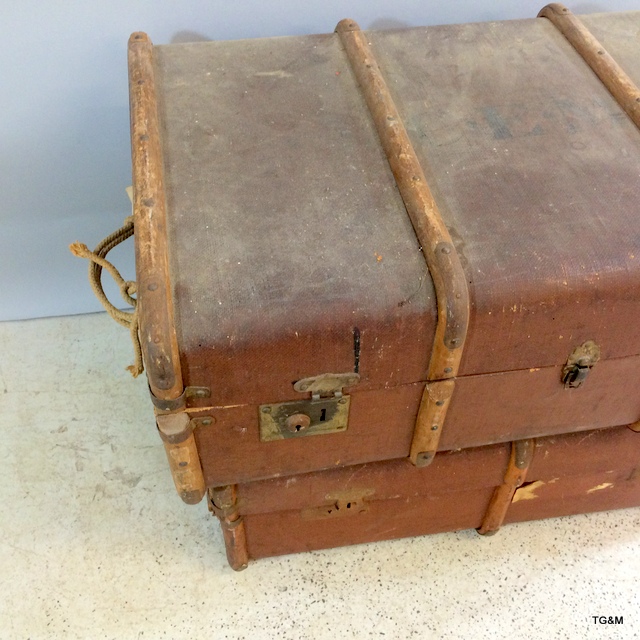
[72, 5, 640, 567]
[228, 426, 640, 563]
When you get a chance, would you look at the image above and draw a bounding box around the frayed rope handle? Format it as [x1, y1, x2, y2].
[69, 215, 143, 377]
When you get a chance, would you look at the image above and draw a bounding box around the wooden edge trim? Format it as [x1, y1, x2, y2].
[628, 421, 640, 433]
[409, 379, 455, 466]
[161, 432, 206, 505]
[538, 3, 640, 130]
[477, 439, 536, 536]
[128, 32, 184, 400]
[156, 411, 193, 444]
[335, 19, 470, 466]
[208, 486, 250, 570]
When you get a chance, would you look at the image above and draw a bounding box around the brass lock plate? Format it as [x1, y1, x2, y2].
[259, 395, 351, 441]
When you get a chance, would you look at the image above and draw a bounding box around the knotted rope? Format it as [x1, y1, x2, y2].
[69, 216, 144, 377]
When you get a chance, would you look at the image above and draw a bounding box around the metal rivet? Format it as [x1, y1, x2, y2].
[450, 338, 459, 346]
[142, 197, 155, 207]
[435, 400, 445, 406]
[444, 367, 453, 374]
[441, 246, 451, 254]
[597, 50, 604, 55]
[431, 425, 439, 431]
[201, 418, 212, 426]
[299, 384, 308, 391]
[339, 398, 347, 404]
[262, 406, 271, 413]
[178, 461, 188, 467]
[386, 115, 394, 121]
[195, 389, 207, 398]
[147, 283, 158, 291]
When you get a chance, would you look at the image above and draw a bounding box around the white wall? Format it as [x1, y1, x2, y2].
[1, 0, 636, 320]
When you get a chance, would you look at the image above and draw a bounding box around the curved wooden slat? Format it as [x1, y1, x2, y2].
[335, 20, 470, 466]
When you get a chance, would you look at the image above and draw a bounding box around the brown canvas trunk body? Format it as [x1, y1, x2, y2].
[122, 5, 640, 566]
[233, 426, 640, 562]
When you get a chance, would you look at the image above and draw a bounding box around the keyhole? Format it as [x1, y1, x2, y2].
[320, 408, 327, 422]
[285, 413, 311, 433]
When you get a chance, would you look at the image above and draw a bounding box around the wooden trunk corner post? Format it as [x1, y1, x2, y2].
[477, 439, 536, 536]
[538, 4, 640, 131]
[335, 20, 470, 468]
[208, 486, 250, 571]
[128, 31, 206, 505]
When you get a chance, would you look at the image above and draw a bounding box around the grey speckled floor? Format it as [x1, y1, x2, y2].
[1, 313, 639, 639]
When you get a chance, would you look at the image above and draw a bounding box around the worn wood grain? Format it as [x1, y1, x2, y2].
[128, 32, 183, 400]
[161, 434, 205, 504]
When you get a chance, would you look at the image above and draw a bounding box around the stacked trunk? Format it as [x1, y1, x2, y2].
[126, 4, 640, 569]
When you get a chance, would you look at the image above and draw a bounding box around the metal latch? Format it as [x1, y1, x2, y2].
[259, 372, 360, 441]
[562, 340, 600, 388]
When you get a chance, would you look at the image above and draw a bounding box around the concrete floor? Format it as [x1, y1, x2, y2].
[1, 313, 639, 639]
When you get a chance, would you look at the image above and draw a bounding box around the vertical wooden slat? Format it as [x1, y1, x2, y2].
[477, 439, 536, 536]
[156, 412, 206, 504]
[335, 20, 470, 467]
[209, 486, 250, 571]
[128, 32, 184, 401]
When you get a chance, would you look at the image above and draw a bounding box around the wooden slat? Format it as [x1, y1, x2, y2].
[335, 19, 470, 467]
[539, 3, 640, 130]
[128, 32, 184, 400]
[477, 439, 535, 535]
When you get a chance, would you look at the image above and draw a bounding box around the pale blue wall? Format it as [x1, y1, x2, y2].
[1, 0, 637, 320]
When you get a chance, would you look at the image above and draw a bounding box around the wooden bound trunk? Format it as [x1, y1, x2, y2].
[232, 426, 640, 563]
[123, 5, 640, 566]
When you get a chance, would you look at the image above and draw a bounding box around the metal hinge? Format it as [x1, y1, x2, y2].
[259, 372, 360, 441]
[149, 385, 210, 412]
